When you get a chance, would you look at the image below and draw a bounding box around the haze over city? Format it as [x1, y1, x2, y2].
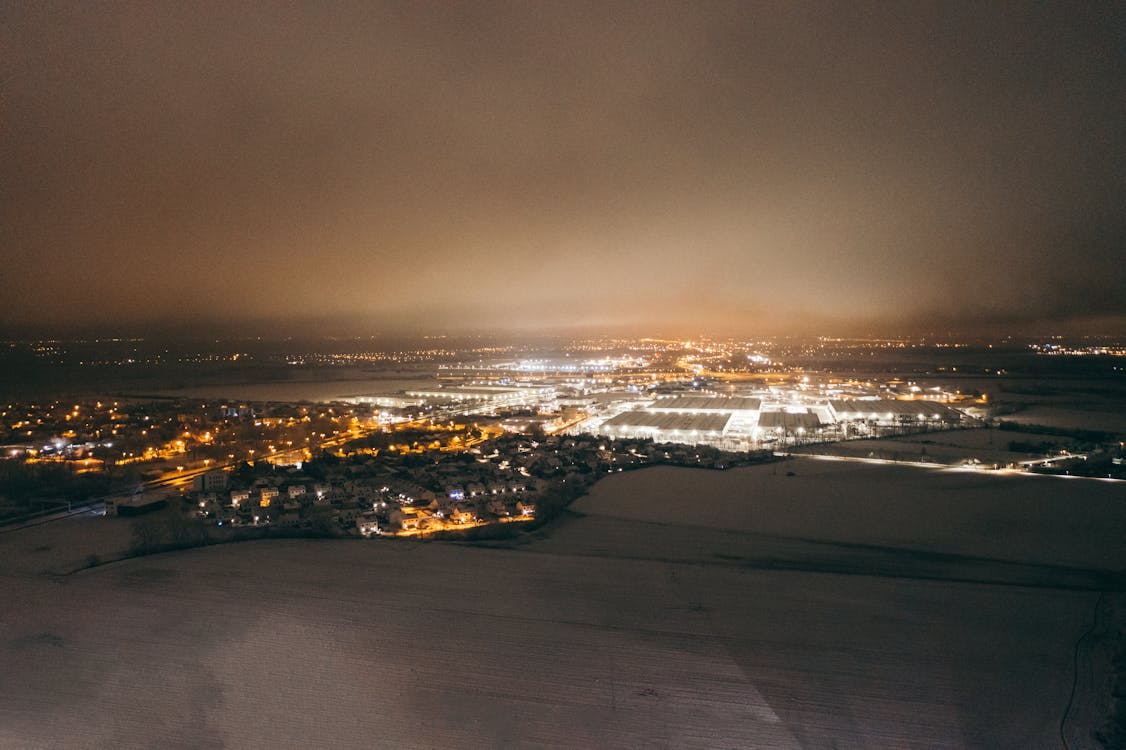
[4, 2, 1124, 338]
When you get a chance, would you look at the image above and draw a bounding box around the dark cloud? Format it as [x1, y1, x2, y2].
[2, 2, 1124, 337]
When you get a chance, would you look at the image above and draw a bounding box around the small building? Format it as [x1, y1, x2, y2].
[356, 513, 381, 537]
[258, 487, 279, 507]
[106, 491, 169, 517]
[389, 507, 422, 531]
[449, 506, 473, 525]
[192, 470, 230, 493]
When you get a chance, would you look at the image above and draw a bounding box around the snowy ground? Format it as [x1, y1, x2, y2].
[1, 459, 1122, 748]
[570, 459, 1126, 570]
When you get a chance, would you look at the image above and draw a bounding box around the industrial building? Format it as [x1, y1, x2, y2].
[647, 396, 762, 413]
[599, 411, 733, 443]
[596, 395, 762, 447]
[595, 394, 964, 448]
[404, 385, 551, 408]
[828, 399, 962, 424]
[753, 411, 822, 441]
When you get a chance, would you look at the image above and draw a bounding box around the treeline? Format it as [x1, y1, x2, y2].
[0, 461, 112, 507]
[533, 477, 595, 524]
[996, 420, 1118, 444]
[1006, 440, 1063, 454]
[128, 514, 341, 557]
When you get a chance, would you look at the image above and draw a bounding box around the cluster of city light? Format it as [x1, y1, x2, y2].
[1031, 343, 1126, 356]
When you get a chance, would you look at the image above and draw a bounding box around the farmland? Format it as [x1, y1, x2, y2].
[1, 459, 1122, 748]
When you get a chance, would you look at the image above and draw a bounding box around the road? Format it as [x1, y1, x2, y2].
[797, 451, 1123, 482]
[0, 499, 105, 534]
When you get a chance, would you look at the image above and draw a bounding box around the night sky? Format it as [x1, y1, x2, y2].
[4, 2, 1124, 338]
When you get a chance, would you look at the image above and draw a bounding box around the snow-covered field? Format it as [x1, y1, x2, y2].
[1, 459, 1121, 748]
[571, 459, 1126, 570]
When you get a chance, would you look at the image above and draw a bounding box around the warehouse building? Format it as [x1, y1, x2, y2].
[598, 411, 733, 443]
[827, 399, 962, 425]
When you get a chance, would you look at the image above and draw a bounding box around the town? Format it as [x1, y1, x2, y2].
[141, 433, 763, 540]
[6, 334, 1126, 538]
